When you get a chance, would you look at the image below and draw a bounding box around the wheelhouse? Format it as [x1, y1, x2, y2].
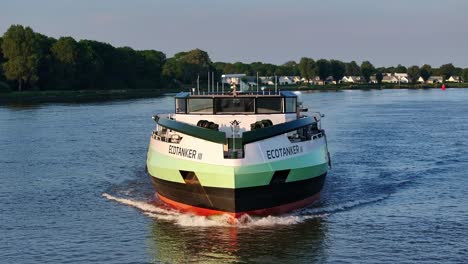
[175, 91, 298, 115]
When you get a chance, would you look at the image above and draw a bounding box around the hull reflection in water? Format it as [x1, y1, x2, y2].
[148, 215, 328, 263]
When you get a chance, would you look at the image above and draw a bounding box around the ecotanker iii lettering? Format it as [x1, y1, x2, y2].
[266, 145, 303, 159]
[168, 145, 202, 160]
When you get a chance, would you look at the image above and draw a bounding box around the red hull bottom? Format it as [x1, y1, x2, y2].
[157, 192, 321, 218]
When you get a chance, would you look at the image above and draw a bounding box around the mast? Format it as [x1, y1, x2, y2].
[275, 75, 277, 94]
[257, 72, 259, 93]
[197, 74, 200, 95]
[208, 71, 210, 94]
[222, 76, 225, 94]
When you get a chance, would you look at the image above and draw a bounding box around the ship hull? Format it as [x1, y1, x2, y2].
[147, 134, 328, 217]
[150, 173, 326, 217]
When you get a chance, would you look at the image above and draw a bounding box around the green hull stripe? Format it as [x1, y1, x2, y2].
[147, 148, 185, 183]
[286, 164, 328, 182]
[147, 147, 327, 188]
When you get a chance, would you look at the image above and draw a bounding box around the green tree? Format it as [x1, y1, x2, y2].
[263, 63, 277, 76]
[0, 37, 5, 82]
[376, 71, 383, 84]
[315, 59, 330, 81]
[462, 68, 468, 82]
[115, 46, 141, 89]
[298, 57, 315, 81]
[138, 50, 166, 88]
[0, 36, 8, 91]
[35, 33, 56, 90]
[345, 61, 360, 76]
[78, 40, 121, 89]
[51, 37, 80, 89]
[281, 60, 300, 76]
[162, 56, 184, 82]
[360, 61, 375, 83]
[1, 25, 41, 91]
[330, 59, 346, 83]
[439, 63, 455, 80]
[52, 37, 80, 65]
[395, 64, 407, 73]
[274, 65, 287, 76]
[384, 66, 396, 74]
[249, 62, 277, 76]
[407, 65, 420, 83]
[420, 64, 432, 82]
[250, 62, 265, 75]
[232, 62, 251, 75]
[163, 49, 213, 84]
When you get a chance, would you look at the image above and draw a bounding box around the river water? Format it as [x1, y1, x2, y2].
[1, 89, 467, 263]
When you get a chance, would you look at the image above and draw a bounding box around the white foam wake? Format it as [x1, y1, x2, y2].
[103, 193, 389, 227]
[102, 193, 179, 216]
[102, 193, 327, 227]
[296, 194, 390, 215]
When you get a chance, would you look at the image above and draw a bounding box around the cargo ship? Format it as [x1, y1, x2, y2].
[147, 87, 330, 218]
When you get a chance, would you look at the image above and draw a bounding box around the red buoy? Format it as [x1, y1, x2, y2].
[441, 84, 446, 90]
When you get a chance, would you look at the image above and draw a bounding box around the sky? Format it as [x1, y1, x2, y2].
[1, 0, 468, 67]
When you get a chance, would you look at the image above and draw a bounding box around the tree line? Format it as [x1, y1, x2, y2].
[1, 24, 468, 92]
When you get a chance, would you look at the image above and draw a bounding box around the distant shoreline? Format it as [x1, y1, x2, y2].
[0, 89, 176, 105]
[1, 84, 467, 105]
[267, 82, 468, 91]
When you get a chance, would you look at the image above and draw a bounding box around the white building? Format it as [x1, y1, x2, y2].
[427, 76, 444, 83]
[221, 74, 246, 85]
[278, 76, 294, 85]
[259, 76, 275, 85]
[394, 73, 409, 79]
[342, 76, 364, 83]
[382, 76, 399, 83]
[399, 76, 410, 83]
[447, 76, 463, 82]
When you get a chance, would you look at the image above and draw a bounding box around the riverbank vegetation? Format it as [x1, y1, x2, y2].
[1, 24, 468, 101]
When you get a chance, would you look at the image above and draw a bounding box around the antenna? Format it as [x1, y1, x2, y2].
[275, 75, 277, 94]
[222, 76, 224, 94]
[256, 72, 259, 94]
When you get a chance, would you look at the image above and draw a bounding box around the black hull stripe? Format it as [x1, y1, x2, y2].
[150, 173, 326, 213]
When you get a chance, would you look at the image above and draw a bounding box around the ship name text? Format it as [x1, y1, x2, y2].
[168, 145, 202, 160]
[266, 145, 303, 160]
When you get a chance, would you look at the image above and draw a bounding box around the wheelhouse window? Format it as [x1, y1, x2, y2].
[256, 97, 283, 113]
[215, 98, 255, 114]
[188, 98, 213, 114]
[175, 98, 187, 113]
[285, 97, 297, 113]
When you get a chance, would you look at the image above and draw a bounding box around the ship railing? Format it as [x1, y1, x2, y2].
[152, 129, 183, 144]
[151, 114, 183, 144]
[287, 129, 324, 143]
[190, 90, 281, 96]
